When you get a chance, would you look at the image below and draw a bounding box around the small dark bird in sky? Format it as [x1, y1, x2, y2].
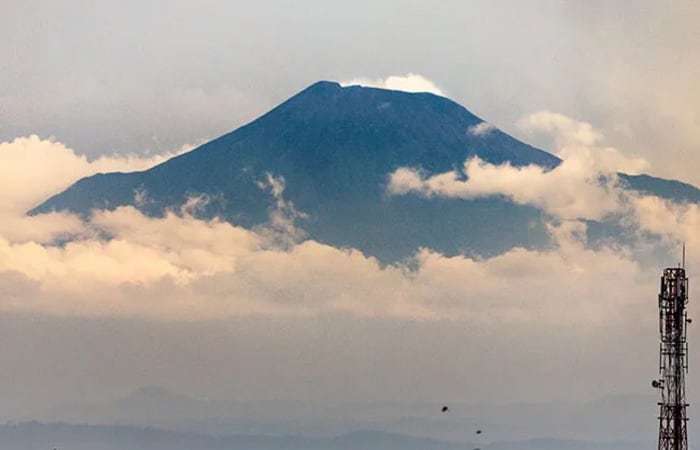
[441, 406, 449, 413]
[476, 429, 482, 434]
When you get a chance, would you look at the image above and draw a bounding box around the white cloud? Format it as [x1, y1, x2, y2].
[389, 157, 623, 221]
[0, 132, 695, 330]
[0, 135, 193, 215]
[517, 111, 649, 174]
[386, 110, 700, 279]
[340, 73, 445, 96]
[389, 111, 655, 221]
[626, 194, 700, 253]
[0, 204, 656, 325]
[467, 122, 496, 137]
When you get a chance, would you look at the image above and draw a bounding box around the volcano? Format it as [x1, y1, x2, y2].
[30, 81, 700, 261]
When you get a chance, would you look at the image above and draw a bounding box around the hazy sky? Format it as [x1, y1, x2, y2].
[2, 0, 700, 428]
[3, 0, 700, 183]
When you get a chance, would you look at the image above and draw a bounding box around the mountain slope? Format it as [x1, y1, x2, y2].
[30, 81, 700, 261]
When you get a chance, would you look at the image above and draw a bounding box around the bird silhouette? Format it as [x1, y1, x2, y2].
[441, 405, 449, 413]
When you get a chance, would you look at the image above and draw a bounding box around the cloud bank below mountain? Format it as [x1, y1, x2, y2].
[0, 114, 697, 325]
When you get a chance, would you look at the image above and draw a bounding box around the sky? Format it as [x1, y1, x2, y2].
[3, 0, 700, 184]
[1, 0, 700, 434]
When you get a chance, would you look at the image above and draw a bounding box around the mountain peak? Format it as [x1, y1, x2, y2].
[300, 79, 441, 96]
[29, 82, 572, 261]
[275, 79, 454, 118]
[306, 80, 343, 91]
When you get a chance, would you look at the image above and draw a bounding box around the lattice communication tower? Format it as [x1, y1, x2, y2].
[655, 265, 690, 450]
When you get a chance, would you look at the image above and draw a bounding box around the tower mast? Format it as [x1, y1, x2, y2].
[656, 266, 689, 450]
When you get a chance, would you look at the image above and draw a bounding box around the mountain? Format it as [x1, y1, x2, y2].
[30, 81, 700, 261]
[40, 386, 667, 443]
[0, 422, 645, 450]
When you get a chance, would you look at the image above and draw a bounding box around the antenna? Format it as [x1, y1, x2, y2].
[683, 243, 686, 269]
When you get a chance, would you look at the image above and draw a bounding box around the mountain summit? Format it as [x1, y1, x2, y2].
[30, 81, 700, 261]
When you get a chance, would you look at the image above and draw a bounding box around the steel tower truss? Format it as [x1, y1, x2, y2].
[656, 267, 689, 450]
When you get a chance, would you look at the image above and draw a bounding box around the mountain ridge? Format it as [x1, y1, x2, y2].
[0, 421, 645, 450]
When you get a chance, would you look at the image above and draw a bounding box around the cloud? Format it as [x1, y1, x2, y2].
[467, 122, 496, 137]
[0, 131, 694, 329]
[0, 205, 656, 325]
[517, 111, 649, 174]
[340, 74, 445, 96]
[388, 157, 623, 221]
[389, 111, 655, 222]
[0, 135, 197, 245]
[0, 135, 194, 215]
[255, 173, 308, 248]
[0, 134, 650, 323]
[386, 110, 700, 276]
[627, 195, 700, 247]
[0, 130, 692, 424]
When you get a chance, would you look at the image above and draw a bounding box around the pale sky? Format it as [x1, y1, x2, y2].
[3, 0, 700, 183]
[1, 0, 700, 431]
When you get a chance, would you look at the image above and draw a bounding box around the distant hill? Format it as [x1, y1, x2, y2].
[30, 81, 700, 261]
[39, 386, 664, 443]
[0, 422, 645, 450]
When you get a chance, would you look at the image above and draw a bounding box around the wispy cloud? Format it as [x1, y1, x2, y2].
[467, 122, 496, 137]
[340, 73, 445, 96]
[389, 111, 654, 221]
[516, 111, 649, 174]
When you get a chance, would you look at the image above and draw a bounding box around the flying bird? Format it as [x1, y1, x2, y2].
[441, 405, 449, 413]
[476, 429, 482, 434]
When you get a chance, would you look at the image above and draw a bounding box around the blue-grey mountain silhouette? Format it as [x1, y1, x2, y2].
[0, 422, 647, 450]
[30, 81, 700, 261]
